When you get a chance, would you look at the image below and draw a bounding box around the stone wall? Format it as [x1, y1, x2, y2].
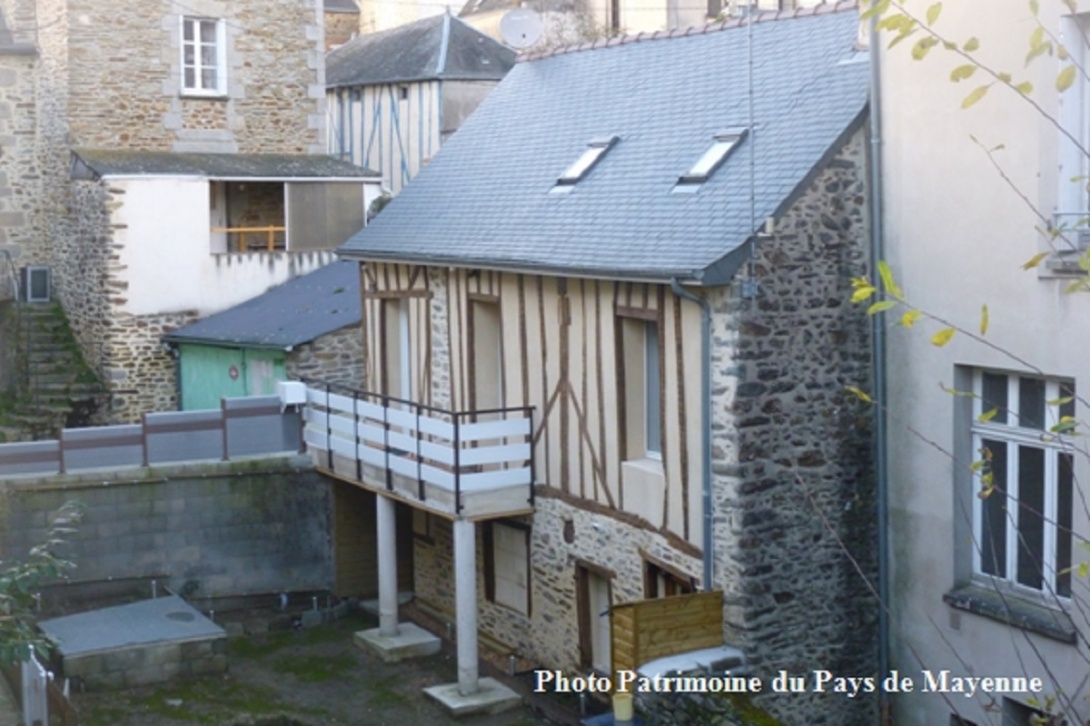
[39, 0, 325, 155]
[0, 46, 42, 268]
[716, 126, 876, 725]
[102, 310, 197, 419]
[414, 494, 704, 675]
[288, 324, 364, 389]
[0, 456, 332, 599]
[325, 9, 359, 50]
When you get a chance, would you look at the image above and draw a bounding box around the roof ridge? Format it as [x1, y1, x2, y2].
[517, 0, 859, 62]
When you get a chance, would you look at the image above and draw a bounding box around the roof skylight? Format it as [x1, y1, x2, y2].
[677, 128, 748, 186]
[556, 136, 619, 186]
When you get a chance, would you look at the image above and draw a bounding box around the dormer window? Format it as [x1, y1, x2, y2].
[556, 136, 619, 186]
[677, 128, 748, 186]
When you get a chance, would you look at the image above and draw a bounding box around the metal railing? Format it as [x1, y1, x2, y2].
[298, 378, 535, 514]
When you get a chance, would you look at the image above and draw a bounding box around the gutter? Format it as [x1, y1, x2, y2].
[669, 278, 714, 592]
[867, 14, 891, 725]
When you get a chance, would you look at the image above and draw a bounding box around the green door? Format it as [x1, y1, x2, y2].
[179, 344, 286, 410]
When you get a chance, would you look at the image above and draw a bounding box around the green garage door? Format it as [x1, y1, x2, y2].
[179, 344, 286, 411]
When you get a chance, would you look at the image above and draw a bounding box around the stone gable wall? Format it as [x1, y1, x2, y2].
[718, 126, 876, 726]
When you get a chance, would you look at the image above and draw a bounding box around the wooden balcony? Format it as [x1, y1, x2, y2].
[299, 381, 535, 520]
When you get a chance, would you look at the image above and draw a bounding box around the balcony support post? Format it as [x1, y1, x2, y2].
[453, 518, 479, 695]
[377, 494, 399, 637]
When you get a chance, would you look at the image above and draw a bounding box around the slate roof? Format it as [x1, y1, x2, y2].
[325, 0, 359, 12]
[71, 150, 380, 180]
[326, 12, 516, 87]
[338, 2, 869, 285]
[163, 262, 361, 350]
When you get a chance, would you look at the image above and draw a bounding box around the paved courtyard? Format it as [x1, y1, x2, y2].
[68, 610, 570, 726]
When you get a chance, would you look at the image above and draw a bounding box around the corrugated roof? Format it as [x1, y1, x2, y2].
[326, 12, 516, 87]
[337, 2, 869, 285]
[163, 262, 361, 350]
[71, 150, 380, 180]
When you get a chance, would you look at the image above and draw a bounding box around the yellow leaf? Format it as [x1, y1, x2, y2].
[977, 407, 998, 423]
[963, 37, 980, 52]
[888, 27, 917, 49]
[1022, 251, 1048, 270]
[1057, 64, 1077, 92]
[980, 304, 989, 335]
[1059, 44, 1070, 61]
[998, 71, 1012, 83]
[950, 64, 976, 82]
[867, 300, 897, 315]
[926, 2, 941, 25]
[877, 260, 903, 299]
[845, 386, 872, 404]
[931, 327, 956, 347]
[851, 286, 877, 303]
[962, 84, 990, 108]
[912, 36, 937, 60]
[860, 0, 891, 20]
[1079, 562, 1090, 579]
[900, 309, 923, 328]
[1030, 26, 1044, 48]
[1015, 81, 1034, 94]
[1029, 0, 1039, 16]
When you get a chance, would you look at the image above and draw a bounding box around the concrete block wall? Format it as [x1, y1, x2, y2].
[0, 456, 333, 600]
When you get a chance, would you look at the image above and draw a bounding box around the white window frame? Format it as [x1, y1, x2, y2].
[1054, 13, 1090, 247]
[180, 16, 227, 97]
[970, 370, 1074, 601]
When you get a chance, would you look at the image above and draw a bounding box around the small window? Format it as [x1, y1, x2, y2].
[181, 16, 226, 96]
[677, 128, 748, 186]
[556, 136, 619, 186]
[484, 521, 530, 616]
[398, 85, 409, 102]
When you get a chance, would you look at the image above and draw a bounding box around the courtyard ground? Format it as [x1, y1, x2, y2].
[68, 610, 579, 726]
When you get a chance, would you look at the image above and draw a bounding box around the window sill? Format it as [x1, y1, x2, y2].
[943, 585, 1076, 645]
[180, 91, 228, 101]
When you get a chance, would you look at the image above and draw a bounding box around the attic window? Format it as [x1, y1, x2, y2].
[677, 128, 748, 185]
[557, 136, 619, 186]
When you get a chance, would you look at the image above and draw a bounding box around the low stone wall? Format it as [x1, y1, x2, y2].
[0, 456, 332, 602]
[65, 635, 228, 690]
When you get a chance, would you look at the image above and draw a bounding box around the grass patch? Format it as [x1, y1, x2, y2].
[271, 652, 356, 683]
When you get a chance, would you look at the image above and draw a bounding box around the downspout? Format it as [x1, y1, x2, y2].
[670, 278, 713, 591]
[867, 14, 891, 725]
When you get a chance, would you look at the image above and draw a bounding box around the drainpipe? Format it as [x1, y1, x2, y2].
[867, 14, 891, 725]
[670, 278, 713, 592]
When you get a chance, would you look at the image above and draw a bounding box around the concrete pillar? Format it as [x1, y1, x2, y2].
[453, 518, 479, 696]
[377, 495, 399, 637]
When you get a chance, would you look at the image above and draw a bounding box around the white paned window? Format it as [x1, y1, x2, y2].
[972, 370, 1075, 599]
[181, 17, 226, 96]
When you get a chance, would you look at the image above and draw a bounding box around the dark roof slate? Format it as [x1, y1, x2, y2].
[71, 150, 380, 180]
[71, 149, 379, 179]
[338, 2, 869, 285]
[325, 0, 359, 12]
[163, 262, 361, 350]
[326, 12, 516, 87]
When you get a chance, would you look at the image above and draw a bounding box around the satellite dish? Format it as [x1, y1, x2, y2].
[499, 7, 543, 49]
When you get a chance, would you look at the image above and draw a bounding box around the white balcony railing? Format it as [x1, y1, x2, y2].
[298, 380, 535, 518]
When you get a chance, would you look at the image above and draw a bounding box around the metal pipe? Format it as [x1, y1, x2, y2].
[867, 14, 892, 725]
[669, 278, 713, 591]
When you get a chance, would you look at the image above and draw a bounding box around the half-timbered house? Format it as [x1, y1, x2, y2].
[305, 3, 878, 723]
[326, 13, 516, 195]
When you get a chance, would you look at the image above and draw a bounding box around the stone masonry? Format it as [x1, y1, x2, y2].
[0, 2, 332, 421]
[288, 323, 365, 389]
[712, 126, 876, 725]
